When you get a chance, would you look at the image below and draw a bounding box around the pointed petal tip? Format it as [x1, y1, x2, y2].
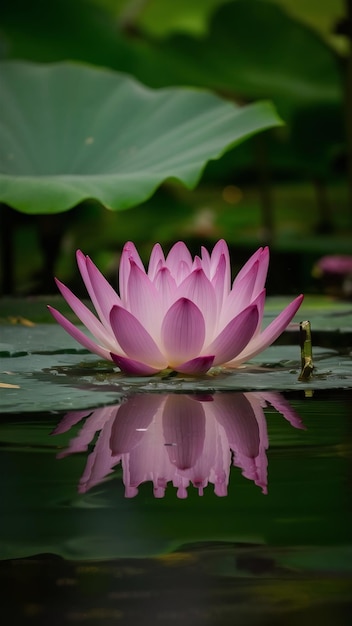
[123, 241, 139, 258]
[287, 293, 305, 317]
[76, 249, 86, 262]
[53, 276, 71, 297]
[209, 303, 259, 366]
[48, 305, 112, 360]
[54, 276, 71, 296]
[229, 292, 305, 366]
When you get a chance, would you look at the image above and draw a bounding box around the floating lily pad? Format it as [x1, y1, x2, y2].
[0, 60, 281, 214]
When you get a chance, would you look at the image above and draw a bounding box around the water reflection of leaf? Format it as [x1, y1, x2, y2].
[54, 392, 304, 498]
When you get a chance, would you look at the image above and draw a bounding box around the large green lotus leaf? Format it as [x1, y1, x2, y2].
[0, 61, 281, 214]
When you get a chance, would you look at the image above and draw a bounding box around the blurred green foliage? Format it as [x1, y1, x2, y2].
[0, 0, 349, 295]
[0, 0, 345, 180]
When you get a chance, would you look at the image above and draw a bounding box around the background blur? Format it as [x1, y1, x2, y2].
[0, 0, 350, 298]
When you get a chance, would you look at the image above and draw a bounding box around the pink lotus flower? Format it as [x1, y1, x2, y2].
[48, 240, 303, 376]
[54, 392, 305, 498]
[314, 255, 352, 276]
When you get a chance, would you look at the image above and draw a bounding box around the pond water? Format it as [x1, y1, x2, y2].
[1, 388, 351, 625]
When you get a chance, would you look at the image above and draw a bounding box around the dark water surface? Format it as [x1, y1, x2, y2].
[0, 389, 351, 625]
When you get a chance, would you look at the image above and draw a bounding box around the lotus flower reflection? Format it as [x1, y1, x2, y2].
[54, 392, 305, 498]
[48, 240, 303, 375]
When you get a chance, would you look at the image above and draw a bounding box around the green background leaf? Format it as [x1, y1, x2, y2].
[0, 61, 281, 214]
[138, 1, 342, 112]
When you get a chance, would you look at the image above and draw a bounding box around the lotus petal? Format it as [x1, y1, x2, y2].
[208, 304, 259, 366]
[111, 354, 163, 376]
[50, 240, 303, 376]
[173, 355, 215, 375]
[161, 298, 205, 365]
[47, 305, 112, 360]
[54, 278, 117, 350]
[230, 293, 304, 365]
[110, 306, 167, 369]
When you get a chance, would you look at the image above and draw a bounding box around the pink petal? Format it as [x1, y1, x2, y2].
[119, 241, 145, 303]
[52, 409, 93, 435]
[173, 355, 215, 375]
[259, 392, 306, 430]
[153, 266, 177, 312]
[79, 415, 119, 492]
[85, 256, 122, 327]
[232, 248, 263, 287]
[212, 393, 268, 493]
[207, 304, 259, 366]
[110, 394, 163, 454]
[242, 393, 268, 492]
[212, 393, 260, 457]
[111, 353, 162, 375]
[253, 247, 269, 298]
[109, 305, 167, 368]
[251, 288, 266, 335]
[211, 253, 228, 309]
[54, 278, 117, 349]
[47, 306, 112, 360]
[191, 255, 203, 271]
[200, 245, 211, 276]
[165, 241, 193, 281]
[58, 406, 116, 460]
[230, 294, 304, 365]
[76, 251, 121, 330]
[161, 298, 205, 365]
[178, 261, 192, 285]
[125, 414, 174, 497]
[185, 412, 230, 496]
[162, 395, 206, 470]
[177, 268, 217, 341]
[126, 260, 162, 338]
[210, 239, 231, 286]
[244, 393, 269, 451]
[148, 243, 165, 280]
[76, 250, 104, 319]
[220, 263, 260, 329]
